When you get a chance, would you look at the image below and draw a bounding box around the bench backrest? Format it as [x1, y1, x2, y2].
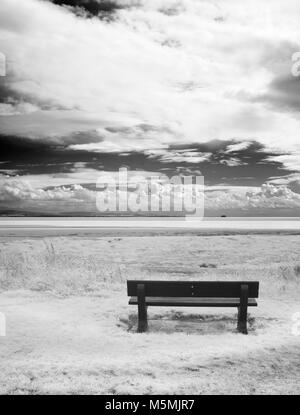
[127, 280, 259, 298]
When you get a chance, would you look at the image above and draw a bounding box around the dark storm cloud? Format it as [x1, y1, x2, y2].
[0, 133, 296, 186]
[49, 0, 130, 19]
[155, 140, 294, 186]
[0, 132, 104, 174]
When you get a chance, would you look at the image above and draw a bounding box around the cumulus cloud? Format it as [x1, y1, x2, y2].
[267, 172, 300, 194]
[205, 183, 300, 212]
[0, 176, 95, 202]
[1, 175, 299, 216]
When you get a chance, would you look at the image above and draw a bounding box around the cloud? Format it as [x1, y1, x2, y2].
[267, 172, 300, 194]
[250, 74, 300, 113]
[69, 123, 178, 153]
[205, 183, 300, 212]
[0, 0, 300, 165]
[225, 141, 252, 153]
[49, 0, 130, 19]
[266, 154, 300, 172]
[0, 176, 95, 202]
[145, 148, 211, 164]
[0, 79, 69, 115]
[219, 157, 247, 167]
[1, 0, 300, 217]
[1, 135, 296, 188]
[1, 174, 299, 216]
[0, 102, 39, 116]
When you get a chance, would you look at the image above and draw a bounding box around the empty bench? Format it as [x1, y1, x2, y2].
[127, 280, 259, 334]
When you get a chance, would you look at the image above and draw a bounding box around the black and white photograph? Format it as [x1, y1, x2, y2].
[0, 0, 299, 398]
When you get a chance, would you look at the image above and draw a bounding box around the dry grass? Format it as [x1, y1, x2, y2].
[0, 234, 299, 394]
[0, 235, 300, 297]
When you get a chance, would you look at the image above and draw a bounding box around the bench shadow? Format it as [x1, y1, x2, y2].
[118, 310, 276, 335]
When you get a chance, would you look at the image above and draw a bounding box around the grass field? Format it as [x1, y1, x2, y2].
[0, 233, 299, 394]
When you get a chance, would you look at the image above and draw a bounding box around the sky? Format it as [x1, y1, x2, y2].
[0, 0, 300, 216]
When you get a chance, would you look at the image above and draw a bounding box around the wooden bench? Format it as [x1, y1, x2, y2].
[127, 280, 259, 334]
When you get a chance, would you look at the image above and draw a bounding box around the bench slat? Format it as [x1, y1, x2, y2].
[129, 296, 258, 307]
[127, 280, 259, 298]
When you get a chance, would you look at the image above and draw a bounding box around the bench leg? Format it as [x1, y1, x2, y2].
[237, 284, 248, 334]
[137, 283, 148, 333]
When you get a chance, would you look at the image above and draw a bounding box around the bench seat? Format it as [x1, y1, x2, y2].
[129, 296, 257, 307]
[127, 280, 259, 334]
